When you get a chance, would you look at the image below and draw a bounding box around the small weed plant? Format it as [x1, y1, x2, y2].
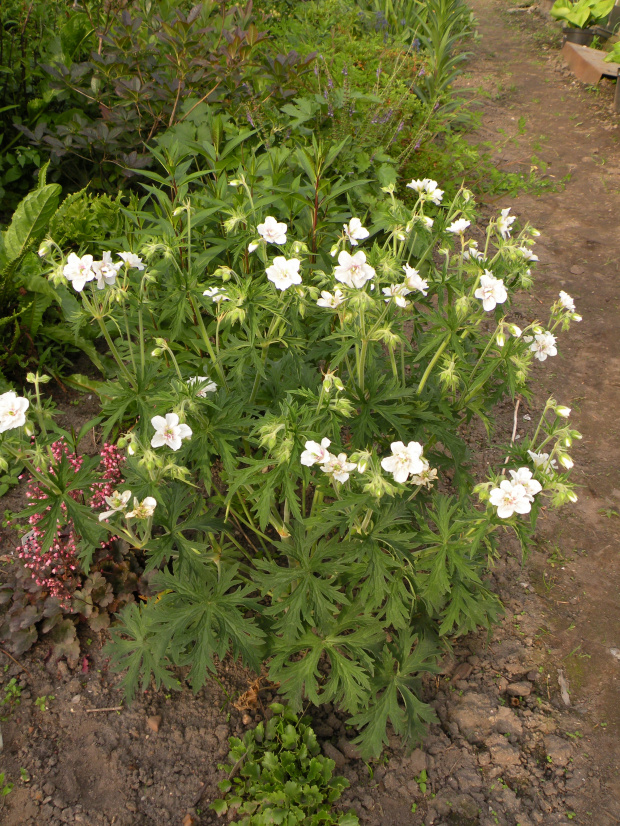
[0, 135, 581, 756]
[212, 703, 358, 824]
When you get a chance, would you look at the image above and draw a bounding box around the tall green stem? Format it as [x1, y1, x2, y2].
[417, 335, 450, 394]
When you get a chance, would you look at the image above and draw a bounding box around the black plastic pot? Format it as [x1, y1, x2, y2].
[562, 25, 612, 46]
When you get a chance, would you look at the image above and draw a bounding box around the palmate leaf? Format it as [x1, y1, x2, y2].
[350, 631, 440, 759]
[143, 482, 224, 573]
[151, 562, 265, 690]
[104, 603, 180, 704]
[255, 523, 356, 638]
[268, 607, 383, 714]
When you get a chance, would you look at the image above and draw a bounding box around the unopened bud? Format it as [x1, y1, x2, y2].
[555, 405, 571, 418]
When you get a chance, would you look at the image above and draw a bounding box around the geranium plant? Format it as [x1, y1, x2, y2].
[0, 142, 581, 757]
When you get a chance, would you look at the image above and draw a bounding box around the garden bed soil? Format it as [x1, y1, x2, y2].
[2, 0, 620, 824]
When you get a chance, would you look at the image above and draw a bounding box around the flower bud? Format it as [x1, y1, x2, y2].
[555, 405, 571, 418]
[172, 206, 185, 217]
[26, 372, 37, 383]
[151, 348, 163, 357]
[572, 313, 582, 322]
[567, 491, 578, 503]
[229, 179, 242, 187]
[559, 454, 574, 470]
[496, 333, 505, 347]
[24, 422, 34, 436]
[248, 242, 259, 253]
[509, 324, 522, 338]
[37, 240, 52, 257]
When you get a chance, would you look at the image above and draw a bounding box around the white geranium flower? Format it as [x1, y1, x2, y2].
[203, 286, 230, 303]
[410, 459, 438, 488]
[508, 467, 543, 501]
[382, 284, 411, 308]
[150, 413, 192, 450]
[118, 252, 145, 270]
[529, 331, 557, 361]
[334, 250, 375, 289]
[63, 253, 96, 292]
[497, 207, 516, 239]
[489, 480, 532, 518]
[321, 452, 357, 483]
[266, 257, 302, 291]
[92, 251, 123, 290]
[406, 178, 444, 205]
[558, 291, 575, 311]
[527, 450, 557, 474]
[474, 270, 508, 312]
[126, 496, 157, 519]
[300, 438, 331, 467]
[447, 218, 471, 235]
[344, 218, 369, 246]
[257, 216, 287, 245]
[98, 490, 132, 522]
[517, 246, 538, 262]
[463, 240, 484, 262]
[381, 441, 425, 484]
[0, 391, 29, 433]
[403, 264, 429, 295]
[317, 289, 345, 309]
[188, 377, 217, 397]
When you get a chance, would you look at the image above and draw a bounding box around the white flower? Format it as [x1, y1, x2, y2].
[257, 216, 287, 245]
[529, 331, 557, 361]
[380, 441, 425, 484]
[334, 250, 375, 289]
[266, 257, 302, 291]
[63, 252, 96, 292]
[0, 391, 29, 433]
[497, 207, 516, 239]
[321, 452, 357, 483]
[118, 252, 145, 270]
[527, 450, 557, 474]
[558, 291, 575, 311]
[203, 286, 230, 303]
[447, 218, 471, 235]
[98, 490, 132, 522]
[300, 438, 331, 466]
[474, 270, 508, 312]
[150, 413, 192, 451]
[489, 480, 532, 519]
[126, 496, 157, 519]
[188, 377, 217, 397]
[317, 289, 345, 309]
[403, 264, 429, 295]
[410, 460, 438, 488]
[344, 218, 369, 246]
[406, 178, 444, 205]
[517, 246, 538, 262]
[463, 240, 484, 262]
[508, 467, 543, 501]
[248, 242, 259, 253]
[382, 284, 411, 307]
[92, 251, 123, 290]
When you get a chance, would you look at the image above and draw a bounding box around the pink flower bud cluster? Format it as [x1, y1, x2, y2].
[16, 440, 124, 607]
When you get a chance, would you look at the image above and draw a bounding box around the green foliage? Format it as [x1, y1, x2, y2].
[550, 0, 614, 28]
[211, 703, 359, 825]
[0, 677, 21, 720]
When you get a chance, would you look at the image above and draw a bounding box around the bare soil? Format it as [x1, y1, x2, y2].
[1, 2, 620, 825]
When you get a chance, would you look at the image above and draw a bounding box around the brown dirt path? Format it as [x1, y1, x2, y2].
[462, 0, 620, 821]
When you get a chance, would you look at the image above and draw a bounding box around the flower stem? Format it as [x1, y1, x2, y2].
[417, 335, 450, 394]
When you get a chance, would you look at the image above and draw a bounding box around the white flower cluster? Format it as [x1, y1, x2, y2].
[489, 467, 542, 519]
[0, 391, 29, 433]
[301, 437, 437, 488]
[99, 490, 157, 522]
[406, 178, 444, 205]
[63, 251, 144, 292]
